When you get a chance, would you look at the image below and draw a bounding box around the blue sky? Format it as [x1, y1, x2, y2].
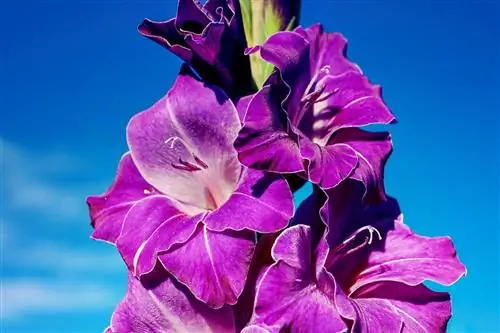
[1, 1, 498, 332]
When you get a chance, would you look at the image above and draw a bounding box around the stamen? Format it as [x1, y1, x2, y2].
[314, 87, 340, 104]
[300, 85, 326, 106]
[165, 136, 187, 149]
[328, 225, 382, 266]
[341, 225, 382, 247]
[172, 158, 203, 172]
[295, 74, 340, 126]
[165, 136, 209, 172]
[320, 65, 331, 74]
[333, 225, 382, 256]
[193, 154, 208, 169]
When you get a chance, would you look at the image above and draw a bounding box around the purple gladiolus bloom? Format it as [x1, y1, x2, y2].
[235, 24, 396, 201]
[247, 185, 466, 332]
[138, 0, 254, 99]
[104, 268, 236, 333]
[86, 65, 293, 309]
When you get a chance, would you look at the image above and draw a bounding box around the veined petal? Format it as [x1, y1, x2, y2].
[115, 195, 188, 274]
[330, 128, 393, 203]
[295, 25, 360, 75]
[299, 138, 358, 189]
[270, 224, 313, 270]
[253, 263, 346, 333]
[235, 85, 304, 173]
[236, 94, 254, 121]
[320, 180, 401, 248]
[345, 297, 403, 333]
[241, 325, 273, 333]
[232, 233, 279, 331]
[159, 224, 255, 308]
[302, 71, 395, 143]
[349, 282, 451, 333]
[252, 225, 347, 332]
[127, 66, 242, 212]
[258, 31, 311, 120]
[349, 215, 467, 292]
[86, 153, 156, 244]
[205, 169, 293, 233]
[138, 18, 193, 61]
[106, 272, 235, 333]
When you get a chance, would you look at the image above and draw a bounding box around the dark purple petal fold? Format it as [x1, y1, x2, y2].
[235, 85, 304, 173]
[138, 0, 253, 98]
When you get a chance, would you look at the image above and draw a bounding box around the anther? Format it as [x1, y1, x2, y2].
[171, 158, 203, 172]
[193, 154, 208, 169]
[320, 65, 331, 74]
[332, 225, 382, 257]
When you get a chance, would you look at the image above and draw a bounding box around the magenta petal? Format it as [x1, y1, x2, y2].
[310, 71, 395, 138]
[127, 66, 242, 212]
[351, 282, 451, 333]
[347, 297, 403, 333]
[300, 139, 358, 189]
[205, 169, 293, 233]
[251, 225, 347, 332]
[115, 195, 185, 273]
[241, 325, 273, 333]
[235, 85, 304, 173]
[159, 224, 255, 308]
[271, 224, 313, 270]
[258, 31, 310, 90]
[330, 128, 393, 202]
[253, 263, 346, 333]
[132, 213, 202, 277]
[86, 153, 155, 244]
[236, 94, 253, 121]
[296, 25, 360, 77]
[107, 273, 235, 333]
[138, 18, 193, 61]
[351, 215, 467, 291]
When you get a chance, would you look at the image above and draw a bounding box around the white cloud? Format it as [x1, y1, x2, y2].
[1, 279, 123, 320]
[15, 243, 126, 274]
[0, 138, 102, 220]
[1, 240, 126, 321]
[0, 139, 126, 322]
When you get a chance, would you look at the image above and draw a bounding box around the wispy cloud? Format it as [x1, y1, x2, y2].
[1, 138, 103, 220]
[11, 242, 126, 275]
[1, 229, 125, 321]
[1, 279, 122, 320]
[1, 139, 125, 323]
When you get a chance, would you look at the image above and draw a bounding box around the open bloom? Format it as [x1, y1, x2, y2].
[138, 0, 254, 99]
[246, 183, 466, 332]
[104, 267, 236, 333]
[235, 25, 396, 202]
[86, 66, 293, 308]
